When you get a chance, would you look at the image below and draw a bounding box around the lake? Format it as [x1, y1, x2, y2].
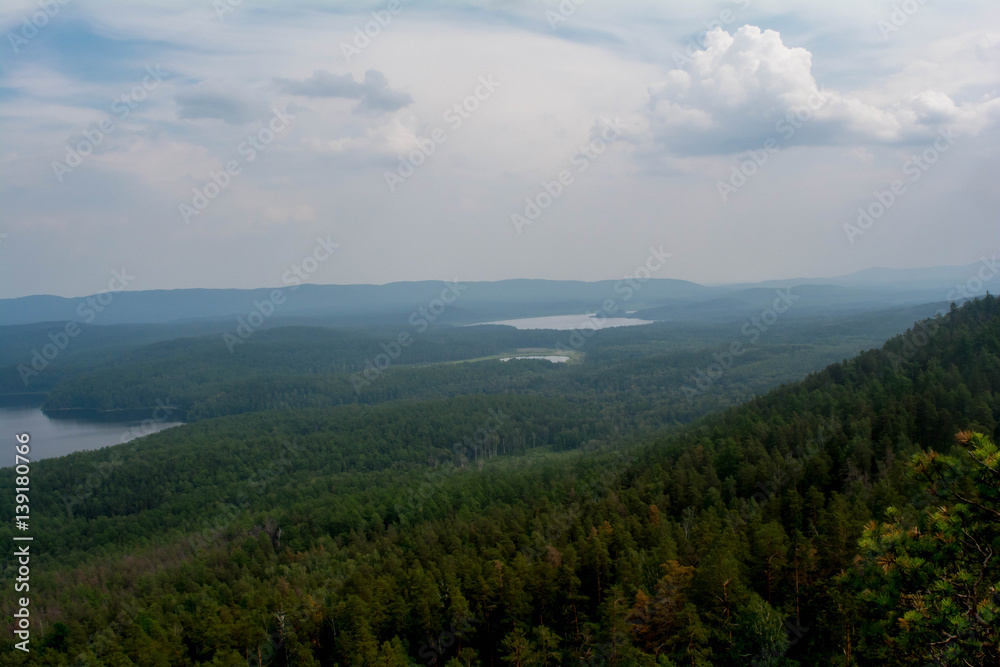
[481, 313, 655, 330]
[0, 406, 184, 461]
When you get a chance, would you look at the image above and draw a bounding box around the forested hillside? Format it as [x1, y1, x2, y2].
[4, 303, 947, 426]
[1, 298, 998, 665]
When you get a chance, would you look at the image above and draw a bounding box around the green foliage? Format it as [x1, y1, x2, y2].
[1, 297, 999, 665]
[732, 593, 789, 666]
[848, 430, 1000, 665]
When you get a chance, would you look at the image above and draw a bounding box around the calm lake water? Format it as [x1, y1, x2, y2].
[482, 313, 655, 330]
[0, 406, 183, 461]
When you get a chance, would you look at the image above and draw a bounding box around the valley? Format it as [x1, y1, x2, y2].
[1, 284, 996, 665]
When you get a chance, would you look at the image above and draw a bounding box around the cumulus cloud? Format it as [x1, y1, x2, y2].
[3, 5, 999, 298]
[298, 116, 425, 172]
[643, 25, 1000, 155]
[276, 69, 412, 116]
[175, 87, 260, 125]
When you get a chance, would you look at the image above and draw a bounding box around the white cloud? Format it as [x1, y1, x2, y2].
[89, 138, 218, 196]
[1, 3, 999, 297]
[175, 85, 263, 124]
[276, 69, 413, 115]
[642, 25, 1000, 155]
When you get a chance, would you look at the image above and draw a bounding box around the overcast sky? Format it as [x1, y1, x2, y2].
[1, 0, 998, 298]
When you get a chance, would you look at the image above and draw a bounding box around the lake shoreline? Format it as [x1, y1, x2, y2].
[476, 312, 655, 330]
[0, 405, 184, 461]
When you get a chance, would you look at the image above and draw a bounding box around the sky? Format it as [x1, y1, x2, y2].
[0, 0, 998, 298]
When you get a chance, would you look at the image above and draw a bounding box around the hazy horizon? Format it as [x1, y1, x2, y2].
[2, 1, 998, 300]
[3, 4, 998, 662]
[1, 259, 992, 301]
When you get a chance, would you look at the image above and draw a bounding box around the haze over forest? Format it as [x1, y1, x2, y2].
[2, 2, 1000, 666]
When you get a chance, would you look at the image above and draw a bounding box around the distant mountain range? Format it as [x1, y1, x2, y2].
[0, 263, 989, 328]
[724, 263, 992, 292]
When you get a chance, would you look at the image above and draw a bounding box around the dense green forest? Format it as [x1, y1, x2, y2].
[2, 298, 998, 665]
[3, 303, 946, 427]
